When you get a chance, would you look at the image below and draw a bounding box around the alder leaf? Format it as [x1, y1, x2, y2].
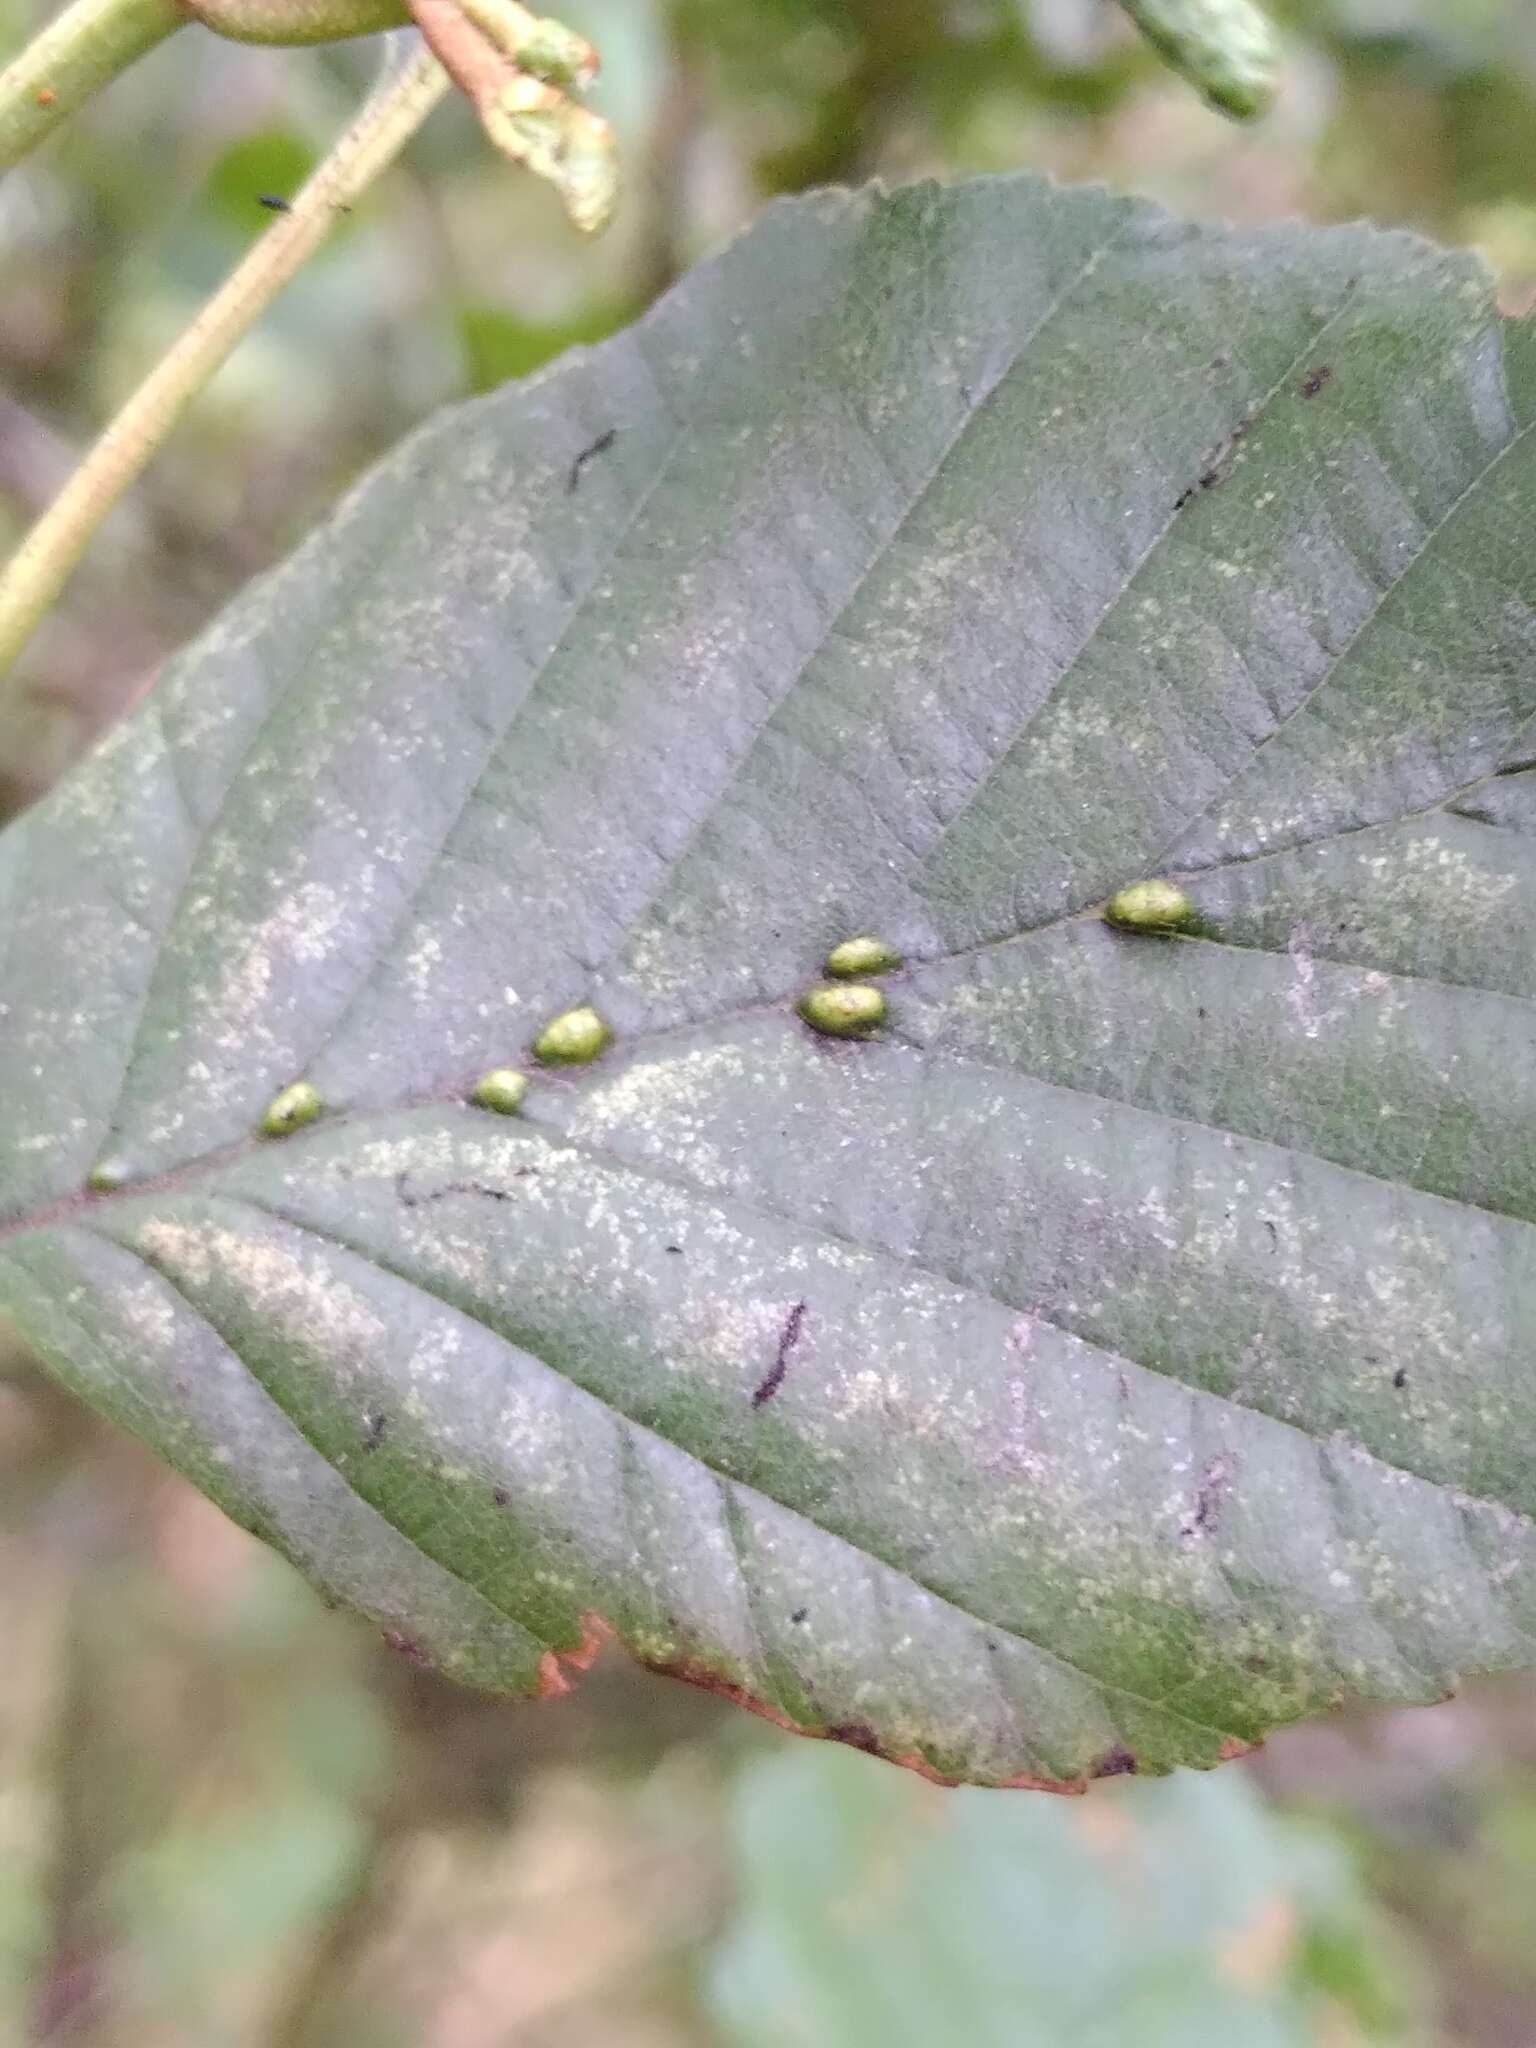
[5, 174, 1536, 1785]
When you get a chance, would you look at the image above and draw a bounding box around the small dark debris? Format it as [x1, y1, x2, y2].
[381, 1628, 427, 1665]
[1264, 1219, 1278, 1253]
[827, 1720, 881, 1755]
[362, 1411, 388, 1453]
[1392, 1367, 1409, 1390]
[1300, 366, 1333, 400]
[752, 1299, 807, 1409]
[1174, 420, 1249, 509]
[1092, 1745, 1139, 1779]
[1180, 1454, 1236, 1542]
[790, 1607, 808, 1625]
[568, 426, 618, 494]
[397, 1172, 531, 1209]
[256, 193, 292, 212]
[492, 1485, 511, 1507]
[665, 1244, 683, 1256]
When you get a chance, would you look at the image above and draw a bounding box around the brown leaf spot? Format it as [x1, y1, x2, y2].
[533, 1610, 613, 1700]
[639, 1652, 1090, 1791]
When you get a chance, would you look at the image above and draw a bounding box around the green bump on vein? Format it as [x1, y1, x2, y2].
[471, 1067, 530, 1116]
[797, 982, 887, 1039]
[1104, 878, 1198, 933]
[532, 1004, 611, 1067]
[260, 1080, 323, 1138]
[85, 1155, 130, 1194]
[826, 934, 902, 979]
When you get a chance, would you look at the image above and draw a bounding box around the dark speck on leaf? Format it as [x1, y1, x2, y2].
[492, 1486, 511, 1507]
[753, 1300, 807, 1408]
[1300, 365, 1333, 399]
[1092, 1745, 1139, 1778]
[1392, 1367, 1409, 1390]
[790, 1607, 808, 1624]
[381, 1629, 427, 1665]
[568, 426, 617, 493]
[1175, 419, 1249, 509]
[362, 1411, 388, 1452]
[665, 1244, 683, 1256]
[828, 1721, 881, 1755]
[256, 193, 291, 212]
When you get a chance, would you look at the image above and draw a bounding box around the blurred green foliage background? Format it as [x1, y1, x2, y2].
[4, 3, 1536, 2041]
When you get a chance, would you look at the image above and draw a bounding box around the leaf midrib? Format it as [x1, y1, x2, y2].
[8, 850, 1536, 1254]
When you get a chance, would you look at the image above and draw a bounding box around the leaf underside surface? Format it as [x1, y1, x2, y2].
[5, 173, 1536, 1787]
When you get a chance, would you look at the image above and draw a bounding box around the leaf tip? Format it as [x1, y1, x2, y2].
[1119, 0, 1280, 123]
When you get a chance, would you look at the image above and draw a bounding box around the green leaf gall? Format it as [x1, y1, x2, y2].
[471, 1067, 530, 1115]
[532, 1004, 612, 1066]
[85, 1155, 130, 1194]
[826, 935, 902, 979]
[797, 983, 887, 1039]
[1104, 879, 1198, 933]
[260, 1080, 323, 1137]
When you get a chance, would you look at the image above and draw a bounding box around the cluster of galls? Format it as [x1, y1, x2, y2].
[83, 880, 1199, 1186]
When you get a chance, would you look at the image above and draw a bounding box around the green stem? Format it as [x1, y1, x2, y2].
[0, 0, 183, 175]
[0, 39, 449, 689]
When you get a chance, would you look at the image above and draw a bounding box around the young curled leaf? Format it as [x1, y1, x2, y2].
[454, 0, 597, 88]
[404, 0, 617, 232]
[481, 85, 617, 234]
